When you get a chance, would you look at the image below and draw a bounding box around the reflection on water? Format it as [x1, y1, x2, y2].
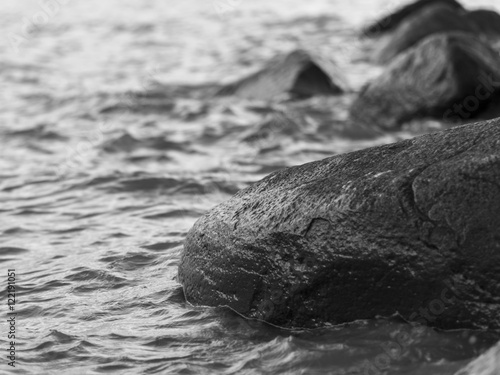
[2, 0, 500, 373]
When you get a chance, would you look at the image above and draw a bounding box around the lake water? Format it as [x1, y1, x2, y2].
[1, 0, 500, 373]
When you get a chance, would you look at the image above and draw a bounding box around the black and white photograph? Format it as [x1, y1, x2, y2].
[2, 0, 500, 373]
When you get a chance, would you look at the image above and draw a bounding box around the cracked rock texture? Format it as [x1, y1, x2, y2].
[178, 118, 500, 329]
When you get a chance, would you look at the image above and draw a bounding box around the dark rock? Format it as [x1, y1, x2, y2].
[454, 342, 500, 375]
[362, 0, 465, 37]
[466, 9, 500, 37]
[178, 118, 500, 330]
[373, 4, 477, 63]
[350, 32, 500, 130]
[217, 50, 343, 101]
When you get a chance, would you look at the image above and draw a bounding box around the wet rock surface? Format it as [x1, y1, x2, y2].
[178, 118, 500, 330]
[351, 32, 500, 130]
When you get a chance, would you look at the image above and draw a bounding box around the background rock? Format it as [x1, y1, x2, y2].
[350, 32, 500, 130]
[362, 0, 465, 37]
[217, 50, 344, 101]
[466, 9, 500, 37]
[373, 3, 477, 63]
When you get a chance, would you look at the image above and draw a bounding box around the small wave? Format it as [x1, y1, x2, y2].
[52, 226, 87, 234]
[69, 173, 188, 193]
[99, 99, 175, 114]
[143, 209, 203, 220]
[133, 84, 221, 100]
[264, 14, 343, 29]
[65, 268, 128, 285]
[0, 246, 29, 255]
[125, 154, 173, 163]
[106, 174, 238, 194]
[2, 226, 32, 235]
[24, 331, 96, 356]
[48, 330, 79, 344]
[115, 177, 183, 192]
[101, 132, 139, 152]
[6, 124, 66, 140]
[99, 252, 159, 271]
[93, 364, 135, 373]
[141, 241, 183, 251]
[101, 132, 189, 153]
[20, 279, 70, 298]
[0, 246, 29, 263]
[13, 209, 53, 215]
[2, 177, 61, 193]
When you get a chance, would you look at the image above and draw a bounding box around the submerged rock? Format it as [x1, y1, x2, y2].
[373, 4, 477, 63]
[455, 342, 500, 375]
[178, 118, 500, 330]
[362, 0, 464, 37]
[217, 50, 343, 101]
[351, 32, 500, 130]
[466, 9, 500, 38]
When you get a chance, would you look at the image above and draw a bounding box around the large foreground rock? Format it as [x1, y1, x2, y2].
[178, 118, 500, 329]
[351, 32, 500, 130]
[373, 4, 477, 63]
[217, 50, 343, 100]
[455, 342, 500, 375]
[362, 0, 464, 37]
